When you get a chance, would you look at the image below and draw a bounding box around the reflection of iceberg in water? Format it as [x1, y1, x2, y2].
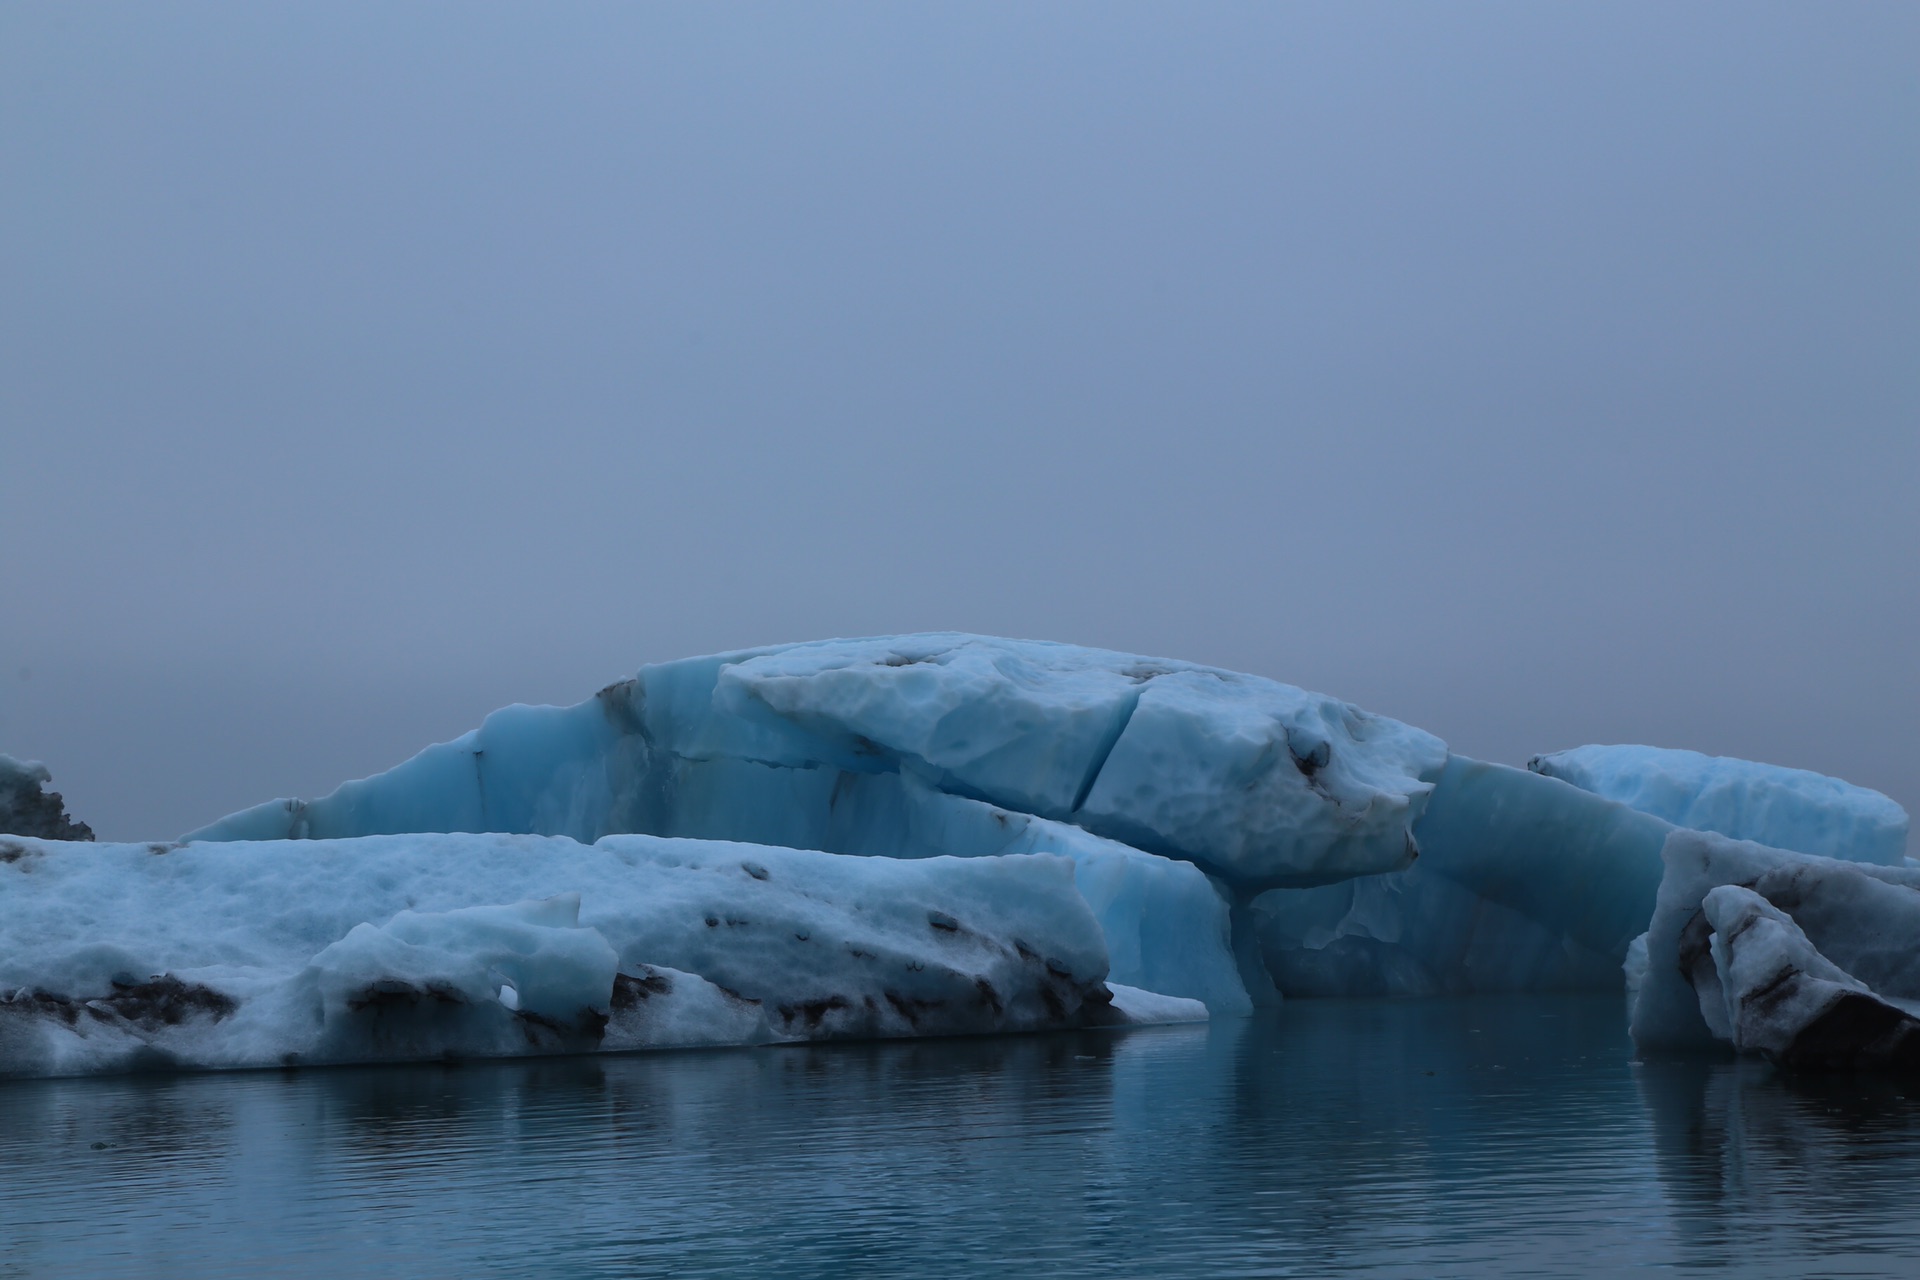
[1638, 1058, 1920, 1269]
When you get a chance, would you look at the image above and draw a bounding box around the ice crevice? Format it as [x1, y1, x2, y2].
[1069, 681, 1149, 816]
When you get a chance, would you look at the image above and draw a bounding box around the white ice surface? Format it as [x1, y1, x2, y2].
[1694, 885, 1920, 1068]
[1104, 983, 1209, 1025]
[1073, 668, 1447, 888]
[1529, 744, 1909, 865]
[0, 833, 1170, 1078]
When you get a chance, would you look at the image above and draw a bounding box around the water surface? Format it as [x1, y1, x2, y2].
[4, 995, 1918, 1278]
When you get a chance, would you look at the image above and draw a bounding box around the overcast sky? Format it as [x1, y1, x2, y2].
[2, 2, 1914, 846]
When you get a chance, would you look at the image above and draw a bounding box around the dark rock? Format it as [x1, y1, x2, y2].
[0, 754, 94, 841]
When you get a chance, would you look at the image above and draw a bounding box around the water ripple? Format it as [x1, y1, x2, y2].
[5, 995, 1920, 1278]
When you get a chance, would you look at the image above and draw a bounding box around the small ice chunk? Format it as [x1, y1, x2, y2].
[1104, 983, 1209, 1025]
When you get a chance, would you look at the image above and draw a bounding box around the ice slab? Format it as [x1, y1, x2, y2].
[1530, 745, 1908, 865]
[1073, 668, 1447, 889]
[0, 833, 1163, 1078]
[1254, 757, 1672, 996]
[1628, 828, 1920, 1054]
[1105, 983, 1210, 1025]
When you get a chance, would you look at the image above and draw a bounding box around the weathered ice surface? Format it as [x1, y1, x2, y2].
[1629, 828, 1920, 1062]
[1696, 885, 1920, 1071]
[0, 755, 93, 841]
[1254, 757, 1673, 996]
[181, 635, 1452, 1012]
[0, 833, 1194, 1078]
[1530, 745, 1908, 865]
[186, 634, 1449, 892]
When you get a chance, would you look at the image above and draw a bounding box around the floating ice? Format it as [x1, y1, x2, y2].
[1696, 885, 1920, 1070]
[181, 635, 1452, 1014]
[20, 632, 1918, 1077]
[1628, 828, 1920, 1063]
[1529, 745, 1908, 865]
[0, 833, 1155, 1077]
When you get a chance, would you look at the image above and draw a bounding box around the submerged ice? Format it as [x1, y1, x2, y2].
[5, 633, 1912, 1078]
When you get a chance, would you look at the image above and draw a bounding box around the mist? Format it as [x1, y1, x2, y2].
[2, 2, 1914, 845]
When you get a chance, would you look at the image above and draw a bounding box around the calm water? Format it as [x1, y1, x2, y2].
[3, 995, 1918, 1279]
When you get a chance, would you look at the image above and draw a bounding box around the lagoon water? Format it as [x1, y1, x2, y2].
[3, 994, 1918, 1279]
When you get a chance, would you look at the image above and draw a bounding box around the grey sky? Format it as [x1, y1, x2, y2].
[2, 2, 1915, 846]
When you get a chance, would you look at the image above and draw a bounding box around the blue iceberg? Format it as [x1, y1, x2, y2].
[6, 633, 1911, 1078]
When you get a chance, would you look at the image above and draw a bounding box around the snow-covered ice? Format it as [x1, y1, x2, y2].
[0, 833, 1154, 1077]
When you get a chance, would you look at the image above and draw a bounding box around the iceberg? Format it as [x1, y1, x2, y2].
[187, 634, 1449, 891]
[181, 635, 1451, 1014]
[0, 832, 1187, 1077]
[1529, 745, 1908, 866]
[1628, 828, 1920, 1063]
[14, 632, 1915, 1078]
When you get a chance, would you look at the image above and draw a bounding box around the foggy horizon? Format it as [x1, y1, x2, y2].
[3, 2, 1915, 846]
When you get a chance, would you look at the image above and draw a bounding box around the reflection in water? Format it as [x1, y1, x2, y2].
[3, 996, 1918, 1278]
[1639, 1057, 1920, 1272]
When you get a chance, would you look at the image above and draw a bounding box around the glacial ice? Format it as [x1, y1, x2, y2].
[0, 832, 1173, 1077]
[10, 632, 1915, 1078]
[1529, 745, 1909, 866]
[1627, 828, 1920, 1064]
[187, 634, 1449, 892]
[182, 635, 1452, 1015]
[1254, 756, 1674, 996]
